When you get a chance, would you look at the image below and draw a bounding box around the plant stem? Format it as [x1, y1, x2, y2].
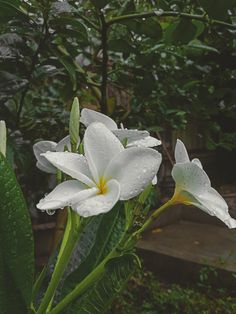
[49, 249, 118, 314]
[106, 10, 236, 30]
[37, 210, 81, 314]
[100, 12, 108, 114]
[125, 200, 173, 249]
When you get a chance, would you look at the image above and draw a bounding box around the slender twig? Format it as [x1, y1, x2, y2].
[100, 13, 108, 114]
[106, 11, 236, 30]
[156, 132, 174, 166]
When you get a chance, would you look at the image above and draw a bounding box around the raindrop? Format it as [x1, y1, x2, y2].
[46, 209, 56, 216]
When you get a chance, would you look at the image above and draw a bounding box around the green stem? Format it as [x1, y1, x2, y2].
[37, 209, 81, 314]
[124, 200, 173, 249]
[49, 249, 118, 314]
[107, 10, 236, 30]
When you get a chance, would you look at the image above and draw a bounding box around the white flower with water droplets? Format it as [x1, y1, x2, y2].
[33, 135, 80, 174]
[37, 123, 162, 217]
[171, 139, 236, 229]
[80, 108, 161, 148]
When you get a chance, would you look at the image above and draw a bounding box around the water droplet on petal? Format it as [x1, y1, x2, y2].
[46, 209, 56, 216]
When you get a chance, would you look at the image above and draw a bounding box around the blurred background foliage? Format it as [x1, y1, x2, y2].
[0, 0, 236, 209]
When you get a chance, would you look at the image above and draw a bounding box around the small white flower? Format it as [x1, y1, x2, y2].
[80, 108, 161, 148]
[36, 123, 162, 217]
[171, 139, 236, 229]
[33, 135, 79, 174]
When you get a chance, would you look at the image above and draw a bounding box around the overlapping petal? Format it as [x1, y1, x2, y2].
[175, 139, 190, 163]
[33, 141, 57, 173]
[72, 179, 120, 217]
[172, 162, 210, 195]
[56, 135, 71, 152]
[112, 129, 149, 142]
[81, 108, 160, 149]
[84, 122, 123, 182]
[37, 180, 98, 210]
[127, 136, 161, 148]
[43, 152, 95, 187]
[81, 108, 118, 130]
[104, 147, 162, 200]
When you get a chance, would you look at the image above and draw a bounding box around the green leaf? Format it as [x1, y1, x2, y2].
[69, 97, 80, 152]
[122, 18, 163, 40]
[187, 39, 219, 53]
[0, 0, 28, 22]
[108, 39, 134, 54]
[199, 0, 235, 20]
[50, 17, 88, 42]
[51, 46, 77, 90]
[165, 19, 197, 45]
[90, 0, 111, 9]
[0, 153, 34, 312]
[66, 254, 138, 313]
[62, 203, 125, 295]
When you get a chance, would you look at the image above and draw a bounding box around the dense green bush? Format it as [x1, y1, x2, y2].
[112, 267, 236, 314]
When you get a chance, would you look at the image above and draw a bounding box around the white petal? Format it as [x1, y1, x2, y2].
[127, 136, 161, 148]
[104, 147, 162, 200]
[175, 139, 190, 163]
[80, 108, 118, 130]
[56, 135, 71, 152]
[56, 135, 80, 152]
[84, 122, 124, 183]
[43, 152, 95, 187]
[72, 179, 120, 217]
[192, 187, 236, 229]
[172, 162, 210, 196]
[36, 161, 56, 174]
[37, 180, 98, 210]
[191, 158, 203, 169]
[33, 141, 57, 173]
[112, 129, 149, 142]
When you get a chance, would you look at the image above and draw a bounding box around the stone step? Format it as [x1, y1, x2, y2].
[138, 220, 236, 273]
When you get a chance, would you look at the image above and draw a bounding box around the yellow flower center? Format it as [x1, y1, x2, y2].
[97, 176, 108, 195]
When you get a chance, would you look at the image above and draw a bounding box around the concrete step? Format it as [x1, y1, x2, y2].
[138, 220, 236, 273]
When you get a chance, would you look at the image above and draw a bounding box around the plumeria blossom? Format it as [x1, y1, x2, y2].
[33, 135, 79, 174]
[171, 139, 236, 229]
[37, 122, 162, 217]
[80, 108, 161, 148]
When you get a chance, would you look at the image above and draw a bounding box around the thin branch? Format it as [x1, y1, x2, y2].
[107, 10, 236, 30]
[100, 13, 108, 114]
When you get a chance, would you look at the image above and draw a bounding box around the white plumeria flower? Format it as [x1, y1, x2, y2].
[80, 108, 161, 148]
[33, 135, 79, 174]
[171, 139, 236, 229]
[37, 123, 162, 217]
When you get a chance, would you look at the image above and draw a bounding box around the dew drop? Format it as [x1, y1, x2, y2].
[46, 209, 56, 216]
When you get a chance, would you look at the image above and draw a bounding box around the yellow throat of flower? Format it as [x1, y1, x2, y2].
[172, 189, 192, 206]
[97, 176, 108, 195]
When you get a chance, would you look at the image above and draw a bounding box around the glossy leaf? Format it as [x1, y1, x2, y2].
[164, 19, 198, 45]
[62, 203, 125, 296]
[0, 153, 34, 312]
[65, 254, 138, 313]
